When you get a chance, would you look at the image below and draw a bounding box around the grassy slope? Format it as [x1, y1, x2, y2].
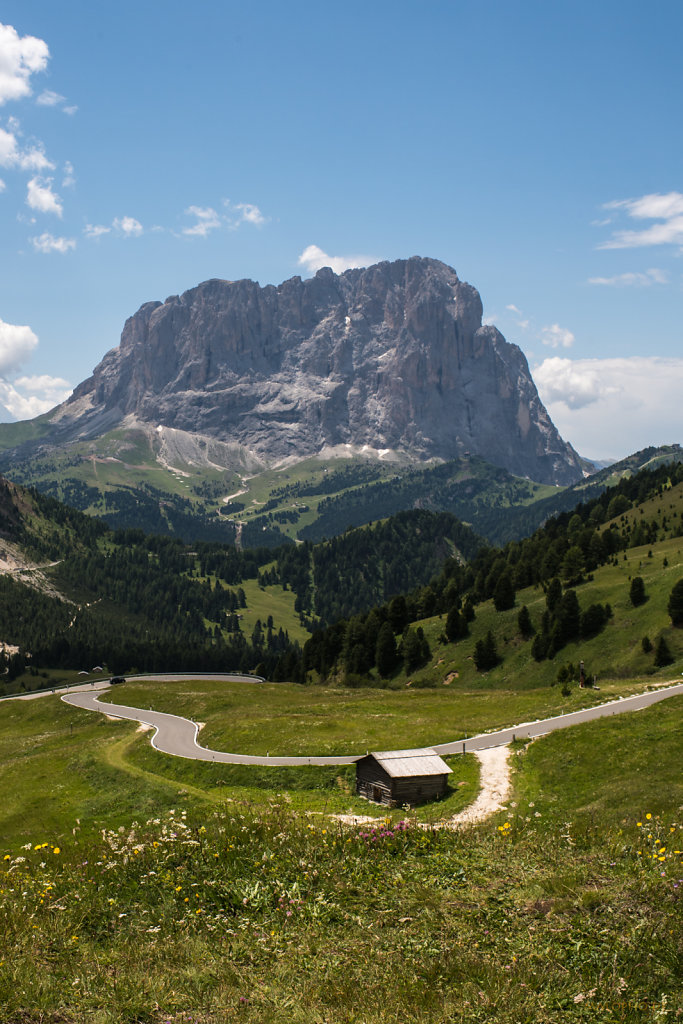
[0, 690, 680, 1023]
[375, 532, 683, 693]
[0, 690, 482, 847]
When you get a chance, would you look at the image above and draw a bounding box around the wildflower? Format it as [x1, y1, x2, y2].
[52, 847, 60, 855]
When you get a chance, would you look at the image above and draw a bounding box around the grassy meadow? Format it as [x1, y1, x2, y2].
[0, 686, 681, 1023]
[104, 675, 671, 758]
[1, 473, 683, 1021]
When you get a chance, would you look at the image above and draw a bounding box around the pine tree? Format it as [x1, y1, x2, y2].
[474, 631, 499, 671]
[667, 579, 683, 627]
[493, 570, 515, 611]
[654, 636, 674, 667]
[517, 605, 534, 638]
[375, 622, 397, 677]
[446, 606, 467, 642]
[629, 576, 646, 607]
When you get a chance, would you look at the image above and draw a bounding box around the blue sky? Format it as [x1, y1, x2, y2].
[0, 0, 682, 461]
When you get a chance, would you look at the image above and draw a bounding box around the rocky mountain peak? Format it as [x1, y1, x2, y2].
[58, 257, 583, 484]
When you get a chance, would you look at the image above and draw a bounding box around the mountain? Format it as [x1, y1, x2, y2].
[27, 257, 583, 486]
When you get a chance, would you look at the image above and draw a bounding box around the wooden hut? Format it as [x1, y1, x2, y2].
[355, 747, 452, 807]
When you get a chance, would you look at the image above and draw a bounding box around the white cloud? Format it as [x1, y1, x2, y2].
[26, 175, 62, 215]
[0, 177, 5, 192]
[298, 244, 376, 275]
[63, 105, 78, 116]
[0, 23, 49, 105]
[113, 215, 143, 236]
[84, 216, 144, 240]
[182, 205, 221, 237]
[31, 232, 76, 253]
[36, 89, 64, 107]
[588, 268, 669, 287]
[234, 202, 266, 226]
[605, 193, 683, 220]
[0, 374, 71, 419]
[222, 199, 269, 229]
[0, 125, 53, 172]
[539, 323, 575, 349]
[62, 161, 75, 187]
[599, 192, 683, 249]
[0, 317, 38, 374]
[533, 356, 683, 460]
[505, 304, 522, 315]
[84, 223, 110, 239]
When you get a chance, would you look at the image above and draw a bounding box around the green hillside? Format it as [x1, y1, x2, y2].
[1, 458, 683, 1022]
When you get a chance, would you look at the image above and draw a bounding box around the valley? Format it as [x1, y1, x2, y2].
[0, 263, 681, 1023]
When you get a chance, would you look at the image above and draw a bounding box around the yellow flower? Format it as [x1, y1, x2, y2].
[646, 813, 652, 820]
[52, 847, 60, 855]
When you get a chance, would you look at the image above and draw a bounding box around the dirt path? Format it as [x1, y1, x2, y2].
[438, 746, 511, 828]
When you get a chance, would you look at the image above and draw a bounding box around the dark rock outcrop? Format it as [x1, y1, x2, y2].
[55, 257, 583, 484]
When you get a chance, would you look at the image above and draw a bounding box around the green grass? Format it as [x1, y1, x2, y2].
[0, 691, 681, 1023]
[237, 579, 310, 644]
[510, 693, 683, 831]
[0, 696, 189, 845]
[103, 676, 661, 758]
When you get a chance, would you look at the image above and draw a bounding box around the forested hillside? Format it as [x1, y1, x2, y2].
[293, 459, 683, 686]
[1, 458, 683, 696]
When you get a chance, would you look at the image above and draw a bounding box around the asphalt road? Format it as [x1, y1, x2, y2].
[61, 677, 683, 767]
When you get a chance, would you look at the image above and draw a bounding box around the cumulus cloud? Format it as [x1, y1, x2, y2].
[182, 205, 221, 237]
[298, 244, 376, 275]
[539, 323, 575, 349]
[113, 215, 143, 236]
[533, 355, 683, 460]
[533, 357, 619, 410]
[0, 125, 53, 172]
[598, 192, 683, 249]
[0, 317, 38, 374]
[31, 232, 76, 253]
[26, 175, 62, 215]
[0, 373, 71, 419]
[0, 23, 49, 105]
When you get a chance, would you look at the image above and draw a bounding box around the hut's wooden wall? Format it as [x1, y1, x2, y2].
[355, 758, 449, 806]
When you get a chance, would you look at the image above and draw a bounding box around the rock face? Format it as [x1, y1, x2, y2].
[56, 257, 583, 484]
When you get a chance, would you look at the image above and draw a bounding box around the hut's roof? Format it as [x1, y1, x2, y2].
[366, 748, 452, 778]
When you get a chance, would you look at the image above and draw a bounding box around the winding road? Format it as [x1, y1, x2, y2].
[61, 675, 683, 767]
